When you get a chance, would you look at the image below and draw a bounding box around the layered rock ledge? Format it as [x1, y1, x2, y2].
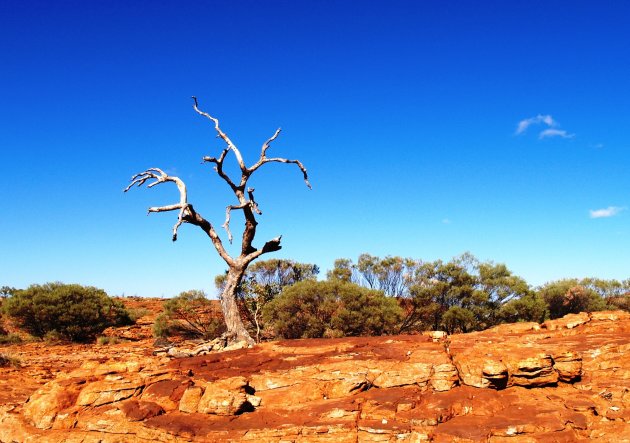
[1, 310, 629, 442]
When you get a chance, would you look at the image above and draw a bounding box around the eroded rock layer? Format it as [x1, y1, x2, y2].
[1, 310, 629, 442]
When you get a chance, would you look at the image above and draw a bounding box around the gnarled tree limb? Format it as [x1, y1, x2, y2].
[247, 187, 262, 215]
[124, 168, 189, 241]
[202, 147, 237, 191]
[124, 168, 233, 266]
[251, 157, 311, 189]
[222, 202, 248, 244]
[193, 96, 246, 172]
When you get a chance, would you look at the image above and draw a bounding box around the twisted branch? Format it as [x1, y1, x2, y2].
[192, 96, 246, 172]
[222, 202, 248, 244]
[203, 147, 236, 191]
[221, 188, 262, 244]
[124, 168, 190, 241]
[124, 167, 233, 265]
[247, 187, 262, 215]
[260, 128, 282, 159]
[252, 157, 311, 189]
[249, 131, 312, 189]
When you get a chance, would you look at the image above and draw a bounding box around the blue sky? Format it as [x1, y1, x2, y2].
[1, 1, 629, 297]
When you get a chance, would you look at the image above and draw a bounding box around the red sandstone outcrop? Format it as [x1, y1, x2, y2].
[1, 310, 629, 442]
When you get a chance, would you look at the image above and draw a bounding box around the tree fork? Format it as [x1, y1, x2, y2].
[125, 97, 310, 345]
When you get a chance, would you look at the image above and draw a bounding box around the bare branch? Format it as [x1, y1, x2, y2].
[262, 235, 282, 253]
[248, 236, 283, 262]
[247, 128, 311, 189]
[124, 168, 191, 240]
[124, 167, 233, 265]
[248, 187, 262, 215]
[202, 147, 237, 191]
[260, 128, 281, 159]
[192, 96, 246, 172]
[222, 202, 248, 244]
[254, 157, 312, 189]
[148, 203, 183, 213]
[202, 147, 229, 165]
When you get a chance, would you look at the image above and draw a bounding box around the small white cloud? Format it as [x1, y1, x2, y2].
[538, 128, 575, 139]
[516, 114, 557, 135]
[589, 206, 626, 219]
[442, 218, 451, 224]
[592, 143, 604, 149]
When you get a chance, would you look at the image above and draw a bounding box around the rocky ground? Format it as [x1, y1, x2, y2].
[0, 304, 628, 442]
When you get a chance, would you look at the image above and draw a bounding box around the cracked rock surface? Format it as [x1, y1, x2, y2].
[1, 310, 629, 442]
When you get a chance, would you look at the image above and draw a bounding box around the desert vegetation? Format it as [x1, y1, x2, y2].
[2, 255, 628, 345]
[153, 290, 226, 340]
[150, 242, 626, 344]
[2, 283, 133, 342]
[263, 280, 402, 339]
[147, 254, 629, 343]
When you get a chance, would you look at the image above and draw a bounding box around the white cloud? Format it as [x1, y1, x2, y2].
[442, 218, 451, 224]
[589, 206, 626, 219]
[515, 114, 557, 135]
[538, 128, 575, 139]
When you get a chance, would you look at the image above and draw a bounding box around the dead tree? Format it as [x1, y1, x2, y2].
[125, 97, 311, 345]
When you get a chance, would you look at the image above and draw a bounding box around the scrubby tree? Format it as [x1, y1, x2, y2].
[0, 286, 16, 298]
[477, 261, 532, 324]
[497, 292, 547, 323]
[154, 290, 225, 339]
[400, 254, 533, 332]
[328, 254, 420, 296]
[330, 253, 535, 333]
[356, 254, 419, 296]
[126, 98, 310, 345]
[3, 283, 132, 342]
[538, 279, 608, 319]
[326, 258, 355, 283]
[263, 280, 401, 339]
[404, 256, 478, 331]
[215, 259, 318, 342]
[577, 278, 630, 311]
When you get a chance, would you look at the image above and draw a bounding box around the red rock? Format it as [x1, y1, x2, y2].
[120, 400, 165, 421]
[1, 310, 629, 442]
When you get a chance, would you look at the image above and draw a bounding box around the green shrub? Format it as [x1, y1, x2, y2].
[607, 294, 630, 312]
[154, 290, 226, 340]
[263, 280, 402, 339]
[127, 308, 150, 322]
[3, 283, 133, 342]
[97, 336, 122, 345]
[498, 293, 548, 324]
[0, 333, 23, 345]
[538, 280, 608, 319]
[441, 306, 476, 334]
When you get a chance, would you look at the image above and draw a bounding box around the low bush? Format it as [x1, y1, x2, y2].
[153, 290, 226, 340]
[607, 294, 630, 312]
[538, 280, 608, 319]
[263, 280, 401, 339]
[96, 336, 123, 345]
[0, 333, 23, 345]
[0, 353, 21, 368]
[3, 283, 133, 342]
[127, 308, 150, 322]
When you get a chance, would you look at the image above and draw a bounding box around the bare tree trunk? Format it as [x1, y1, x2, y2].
[220, 267, 254, 345]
